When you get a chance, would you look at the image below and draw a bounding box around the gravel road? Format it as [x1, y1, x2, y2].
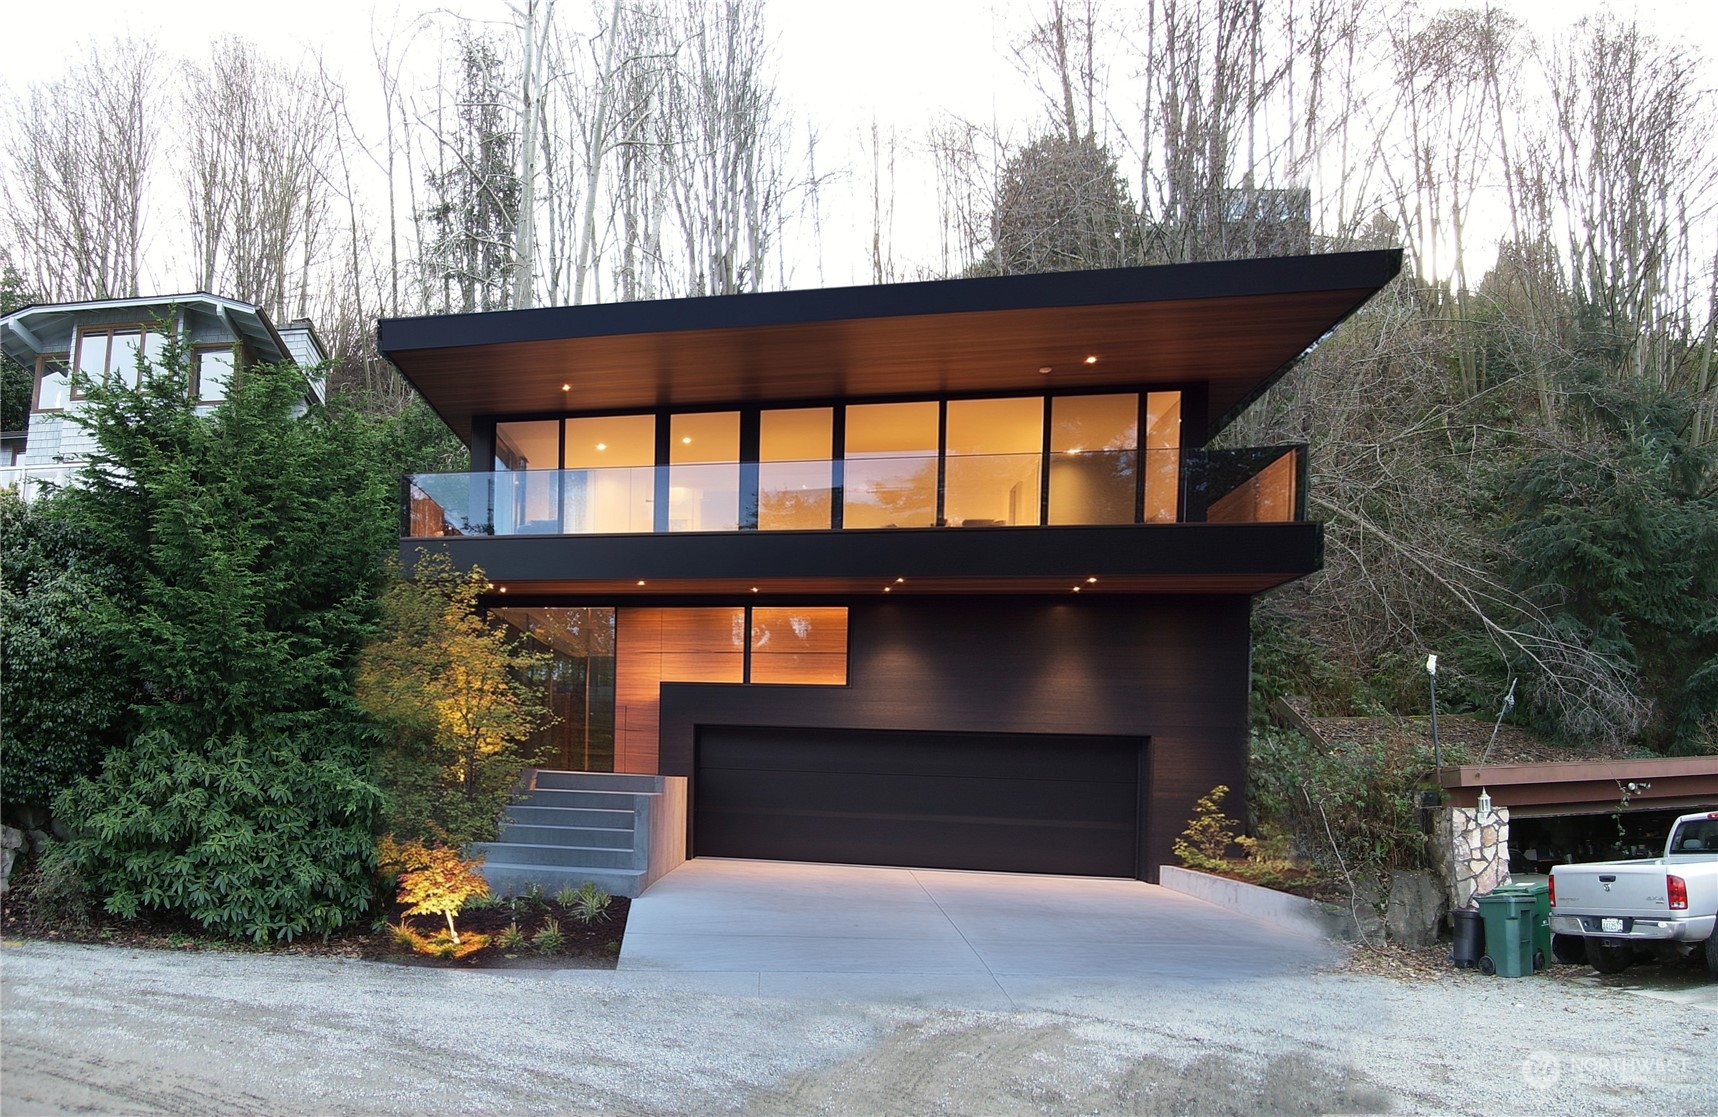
[2, 940, 1713, 1115]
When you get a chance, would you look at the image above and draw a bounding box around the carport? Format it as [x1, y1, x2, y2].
[617, 857, 1338, 1002]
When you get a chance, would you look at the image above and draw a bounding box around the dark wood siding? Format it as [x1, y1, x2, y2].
[696, 726, 1144, 876]
[659, 595, 1251, 883]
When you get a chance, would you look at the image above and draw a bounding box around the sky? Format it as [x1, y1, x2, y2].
[4, 0, 1715, 290]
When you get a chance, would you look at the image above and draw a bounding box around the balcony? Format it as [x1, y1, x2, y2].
[403, 445, 1307, 539]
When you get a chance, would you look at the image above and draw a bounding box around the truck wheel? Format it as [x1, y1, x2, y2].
[1552, 934, 1587, 965]
[1705, 935, 1718, 980]
[1586, 938, 1632, 975]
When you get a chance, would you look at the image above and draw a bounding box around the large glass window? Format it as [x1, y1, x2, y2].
[1048, 393, 1137, 524]
[494, 420, 561, 534]
[491, 607, 616, 772]
[194, 347, 237, 403]
[843, 401, 938, 528]
[33, 355, 70, 411]
[758, 407, 833, 530]
[944, 396, 1043, 526]
[668, 411, 740, 532]
[76, 326, 157, 392]
[564, 414, 655, 533]
[1144, 392, 1182, 522]
[750, 606, 848, 684]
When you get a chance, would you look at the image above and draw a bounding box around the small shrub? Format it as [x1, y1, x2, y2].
[18, 841, 94, 932]
[1174, 785, 1241, 870]
[553, 884, 582, 908]
[496, 921, 526, 952]
[463, 890, 501, 912]
[567, 882, 612, 925]
[381, 836, 489, 944]
[531, 916, 565, 955]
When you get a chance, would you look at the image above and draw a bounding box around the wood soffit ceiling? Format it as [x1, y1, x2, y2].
[380, 250, 1403, 444]
[474, 574, 1303, 599]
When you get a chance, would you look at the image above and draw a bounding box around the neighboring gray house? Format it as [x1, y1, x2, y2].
[0, 293, 326, 500]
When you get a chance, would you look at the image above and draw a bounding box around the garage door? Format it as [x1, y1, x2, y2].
[694, 726, 1144, 877]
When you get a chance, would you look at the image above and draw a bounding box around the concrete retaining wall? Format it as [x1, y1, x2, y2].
[1158, 865, 1361, 941]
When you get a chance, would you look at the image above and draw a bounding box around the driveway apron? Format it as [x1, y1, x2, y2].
[616, 857, 1340, 1004]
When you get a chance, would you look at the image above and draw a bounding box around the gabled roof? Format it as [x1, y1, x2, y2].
[379, 249, 1403, 445]
[0, 292, 296, 369]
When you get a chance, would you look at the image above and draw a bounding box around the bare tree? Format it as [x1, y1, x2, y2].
[2, 36, 158, 300]
[180, 37, 340, 318]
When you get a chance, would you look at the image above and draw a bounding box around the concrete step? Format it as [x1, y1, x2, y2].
[469, 841, 641, 870]
[503, 805, 636, 829]
[498, 823, 634, 849]
[479, 861, 647, 899]
[516, 788, 644, 810]
[533, 770, 661, 793]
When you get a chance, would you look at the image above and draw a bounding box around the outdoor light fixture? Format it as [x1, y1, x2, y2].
[682, 436, 692, 444]
[1086, 576, 1097, 584]
[1426, 653, 1442, 769]
[636, 580, 645, 586]
[596, 443, 607, 451]
[498, 586, 507, 593]
[1084, 355, 1098, 364]
[1039, 366, 1053, 374]
[561, 383, 570, 391]
[1477, 789, 1492, 818]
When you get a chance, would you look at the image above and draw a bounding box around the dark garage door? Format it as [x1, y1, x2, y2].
[694, 726, 1144, 877]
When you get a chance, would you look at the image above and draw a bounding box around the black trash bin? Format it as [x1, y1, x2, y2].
[1451, 907, 1484, 968]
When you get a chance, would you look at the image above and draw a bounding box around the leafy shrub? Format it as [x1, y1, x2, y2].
[567, 882, 612, 925]
[1250, 726, 1433, 878]
[496, 922, 526, 951]
[553, 884, 583, 908]
[57, 730, 379, 942]
[1173, 785, 1299, 887]
[531, 916, 565, 955]
[14, 840, 95, 932]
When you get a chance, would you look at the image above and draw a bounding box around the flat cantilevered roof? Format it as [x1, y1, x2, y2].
[378, 249, 1403, 445]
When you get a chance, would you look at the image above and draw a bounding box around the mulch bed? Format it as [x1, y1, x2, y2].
[0, 860, 629, 969]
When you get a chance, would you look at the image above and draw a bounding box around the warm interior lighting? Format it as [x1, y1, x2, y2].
[596, 443, 607, 451]
[681, 436, 692, 444]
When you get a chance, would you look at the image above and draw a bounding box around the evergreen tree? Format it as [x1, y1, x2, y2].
[45, 329, 400, 940]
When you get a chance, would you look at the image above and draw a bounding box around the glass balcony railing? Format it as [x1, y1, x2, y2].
[402, 446, 1307, 538]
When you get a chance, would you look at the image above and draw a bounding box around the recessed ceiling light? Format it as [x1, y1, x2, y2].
[636, 580, 646, 586]
[895, 577, 905, 583]
[751, 586, 759, 593]
[883, 586, 892, 592]
[1039, 366, 1053, 375]
[681, 436, 692, 444]
[1072, 585, 1082, 592]
[596, 443, 607, 451]
[499, 586, 507, 593]
[1084, 355, 1098, 364]
[1087, 576, 1098, 584]
[560, 383, 571, 391]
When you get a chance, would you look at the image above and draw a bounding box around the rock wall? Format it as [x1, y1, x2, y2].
[1436, 804, 1510, 910]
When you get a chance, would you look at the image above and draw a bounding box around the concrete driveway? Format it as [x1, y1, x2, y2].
[617, 857, 1339, 1005]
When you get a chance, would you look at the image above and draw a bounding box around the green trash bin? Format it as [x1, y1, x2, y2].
[1492, 881, 1551, 969]
[1476, 891, 1538, 977]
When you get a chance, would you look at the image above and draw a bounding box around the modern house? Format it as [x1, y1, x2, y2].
[379, 250, 1403, 896]
[1, 293, 327, 500]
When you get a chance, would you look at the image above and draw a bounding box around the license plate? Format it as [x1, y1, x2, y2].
[1600, 917, 1624, 932]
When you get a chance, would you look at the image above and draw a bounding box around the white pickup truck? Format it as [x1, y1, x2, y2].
[1549, 810, 1718, 977]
